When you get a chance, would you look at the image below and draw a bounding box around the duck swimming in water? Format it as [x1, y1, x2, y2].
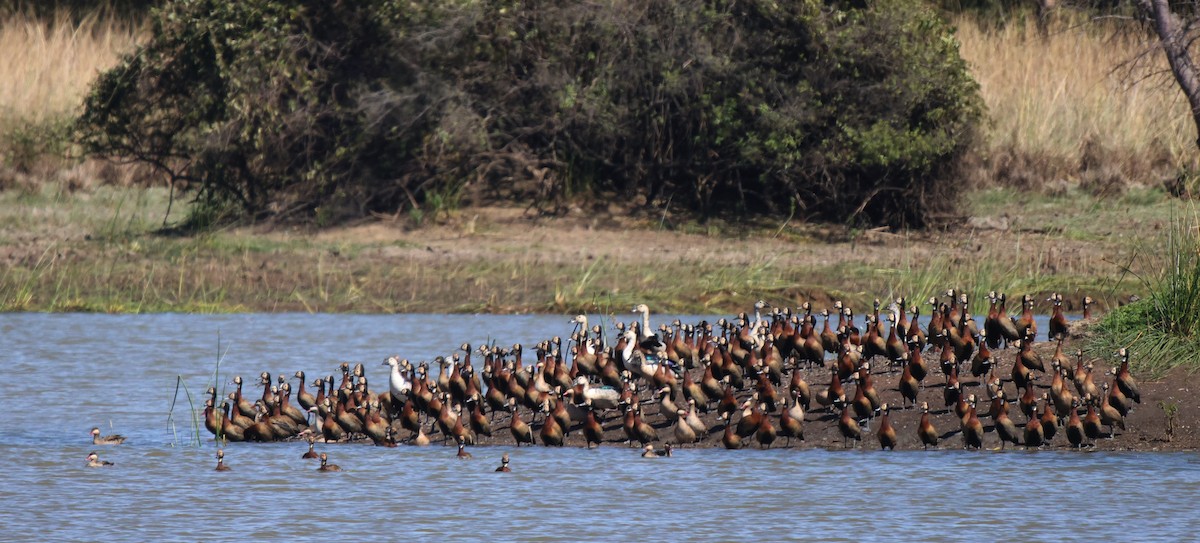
[495, 453, 511, 472]
[641, 443, 673, 458]
[317, 452, 342, 472]
[214, 449, 231, 471]
[86, 451, 113, 467]
[91, 427, 126, 445]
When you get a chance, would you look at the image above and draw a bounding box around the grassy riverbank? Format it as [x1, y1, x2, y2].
[0, 180, 1179, 314]
[0, 9, 1191, 315]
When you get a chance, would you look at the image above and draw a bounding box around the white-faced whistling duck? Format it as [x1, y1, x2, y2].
[1024, 406, 1045, 448]
[496, 453, 511, 472]
[1014, 294, 1037, 341]
[1114, 348, 1141, 405]
[1098, 385, 1126, 438]
[1040, 396, 1058, 442]
[91, 427, 126, 446]
[317, 452, 341, 472]
[778, 397, 804, 445]
[994, 403, 1020, 450]
[1082, 296, 1094, 320]
[1083, 396, 1103, 441]
[820, 309, 840, 355]
[961, 395, 983, 450]
[538, 406, 565, 447]
[721, 415, 743, 449]
[838, 404, 862, 449]
[219, 402, 246, 443]
[876, 404, 897, 450]
[897, 357, 919, 409]
[295, 370, 316, 411]
[456, 438, 473, 459]
[971, 330, 993, 378]
[1018, 383, 1039, 422]
[755, 406, 777, 449]
[1048, 293, 1069, 341]
[918, 402, 938, 450]
[1066, 400, 1086, 448]
[86, 451, 113, 467]
[302, 436, 319, 459]
[908, 340, 928, 383]
[908, 304, 927, 352]
[736, 398, 764, 439]
[583, 404, 604, 449]
[214, 449, 231, 472]
[995, 293, 1021, 346]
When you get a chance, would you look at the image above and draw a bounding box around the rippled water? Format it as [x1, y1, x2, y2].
[2, 313, 1198, 542]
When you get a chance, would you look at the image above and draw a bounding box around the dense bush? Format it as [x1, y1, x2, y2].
[77, 0, 982, 227]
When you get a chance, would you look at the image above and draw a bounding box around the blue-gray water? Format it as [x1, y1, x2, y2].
[1, 313, 1196, 542]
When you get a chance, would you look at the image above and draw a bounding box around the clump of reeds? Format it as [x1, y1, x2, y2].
[1088, 208, 1200, 376]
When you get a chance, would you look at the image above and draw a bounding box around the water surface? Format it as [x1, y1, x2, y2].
[1, 313, 1194, 542]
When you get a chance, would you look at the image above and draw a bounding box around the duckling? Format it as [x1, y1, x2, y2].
[495, 453, 511, 472]
[86, 451, 113, 468]
[876, 404, 897, 451]
[317, 452, 342, 472]
[214, 449, 231, 472]
[918, 402, 939, 450]
[90, 427, 126, 446]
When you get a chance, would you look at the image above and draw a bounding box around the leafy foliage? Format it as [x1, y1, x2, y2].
[77, 0, 982, 227]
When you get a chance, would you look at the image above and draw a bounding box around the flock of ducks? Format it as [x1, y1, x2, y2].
[94, 290, 1145, 470]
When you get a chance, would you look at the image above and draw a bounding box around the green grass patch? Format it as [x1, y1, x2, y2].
[1087, 207, 1200, 377]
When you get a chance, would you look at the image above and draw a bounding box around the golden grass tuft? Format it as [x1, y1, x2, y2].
[0, 9, 142, 125]
[956, 16, 1198, 188]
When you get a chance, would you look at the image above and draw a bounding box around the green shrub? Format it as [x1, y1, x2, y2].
[77, 0, 983, 227]
[1088, 212, 1200, 376]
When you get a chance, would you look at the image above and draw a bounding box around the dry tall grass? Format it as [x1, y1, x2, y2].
[0, 10, 1193, 193]
[0, 9, 141, 125]
[956, 16, 1197, 188]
